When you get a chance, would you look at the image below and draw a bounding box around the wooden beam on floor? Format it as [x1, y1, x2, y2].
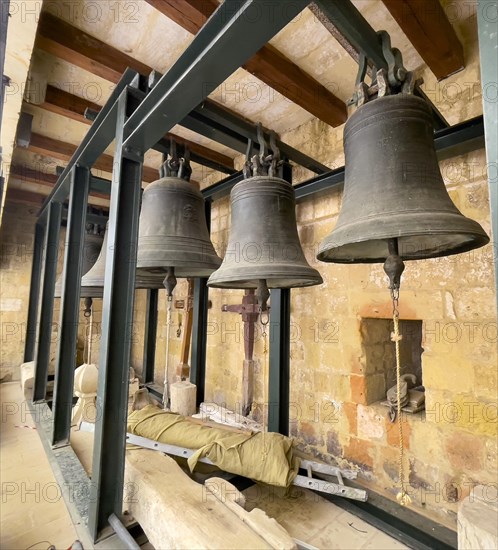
[381, 0, 464, 79]
[38, 8, 346, 127]
[26, 132, 159, 183]
[26, 86, 235, 173]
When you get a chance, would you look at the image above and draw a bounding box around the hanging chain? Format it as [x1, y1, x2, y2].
[243, 123, 281, 178]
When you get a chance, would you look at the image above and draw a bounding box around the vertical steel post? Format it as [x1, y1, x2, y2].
[142, 288, 158, 384]
[190, 199, 212, 405]
[51, 166, 90, 446]
[24, 223, 45, 362]
[33, 201, 62, 402]
[477, 0, 498, 305]
[267, 160, 293, 434]
[88, 89, 144, 541]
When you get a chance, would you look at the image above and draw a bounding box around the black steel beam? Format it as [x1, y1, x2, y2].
[267, 288, 291, 435]
[203, 115, 486, 202]
[202, 171, 244, 201]
[142, 288, 159, 384]
[24, 223, 44, 362]
[123, 0, 311, 152]
[38, 69, 138, 219]
[193, 101, 330, 174]
[88, 90, 144, 541]
[33, 201, 62, 402]
[190, 199, 212, 406]
[51, 166, 90, 447]
[312, 0, 448, 130]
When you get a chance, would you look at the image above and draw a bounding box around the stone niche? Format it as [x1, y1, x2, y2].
[360, 318, 424, 404]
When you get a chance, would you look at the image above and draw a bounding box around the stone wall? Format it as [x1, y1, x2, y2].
[0, 202, 39, 380]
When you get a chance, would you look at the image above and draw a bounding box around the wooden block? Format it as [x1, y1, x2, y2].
[170, 381, 197, 416]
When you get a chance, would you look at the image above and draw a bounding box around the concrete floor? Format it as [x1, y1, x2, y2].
[1, 381, 408, 549]
[0, 382, 79, 549]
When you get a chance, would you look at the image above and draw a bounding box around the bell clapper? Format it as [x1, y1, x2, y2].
[162, 267, 177, 410]
[383, 238, 411, 506]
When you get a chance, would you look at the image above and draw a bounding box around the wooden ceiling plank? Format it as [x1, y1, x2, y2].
[381, 0, 464, 79]
[36, 12, 151, 83]
[39, 7, 346, 126]
[26, 132, 159, 183]
[25, 86, 235, 171]
[147, 0, 346, 125]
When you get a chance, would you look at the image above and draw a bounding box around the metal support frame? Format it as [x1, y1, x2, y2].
[33, 201, 62, 402]
[51, 166, 90, 446]
[88, 89, 144, 541]
[477, 0, 498, 307]
[142, 288, 159, 384]
[24, 223, 44, 361]
[268, 288, 291, 435]
[24, 0, 493, 542]
[190, 199, 212, 406]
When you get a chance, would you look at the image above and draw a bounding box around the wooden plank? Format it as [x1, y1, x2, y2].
[27, 132, 159, 183]
[8, 164, 109, 201]
[5, 188, 47, 205]
[30, 86, 235, 172]
[9, 164, 57, 187]
[35, 12, 151, 83]
[381, 0, 464, 79]
[40, 85, 101, 124]
[124, 449, 282, 549]
[145, 0, 347, 126]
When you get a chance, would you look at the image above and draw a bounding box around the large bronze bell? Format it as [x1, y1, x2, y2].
[80, 222, 162, 298]
[136, 176, 221, 281]
[317, 94, 489, 263]
[207, 176, 322, 290]
[54, 231, 103, 298]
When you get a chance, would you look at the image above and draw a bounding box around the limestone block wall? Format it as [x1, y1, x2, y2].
[0, 202, 39, 380]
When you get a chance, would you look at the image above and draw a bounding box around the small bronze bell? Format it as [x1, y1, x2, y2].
[136, 176, 221, 281]
[317, 94, 489, 263]
[80, 222, 162, 298]
[207, 175, 322, 291]
[54, 231, 103, 298]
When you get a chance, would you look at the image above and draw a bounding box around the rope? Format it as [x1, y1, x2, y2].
[260, 312, 269, 460]
[162, 296, 173, 410]
[391, 294, 411, 506]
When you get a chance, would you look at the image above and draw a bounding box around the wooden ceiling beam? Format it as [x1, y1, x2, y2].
[35, 12, 151, 83]
[26, 132, 159, 183]
[381, 0, 464, 79]
[8, 164, 110, 202]
[5, 188, 48, 206]
[38, 9, 346, 127]
[147, 0, 346, 125]
[26, 85, 235, 172]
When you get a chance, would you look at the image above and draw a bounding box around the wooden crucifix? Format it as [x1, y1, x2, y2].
[221, 289, 263, 416]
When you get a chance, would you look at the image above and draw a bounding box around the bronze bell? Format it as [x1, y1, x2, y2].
[317, 94, 489, 263]
[54, 232, 103, 298]
[207, 176, 322, 290]
[80, 222, 162, 298]
[136, 176, 221, 283]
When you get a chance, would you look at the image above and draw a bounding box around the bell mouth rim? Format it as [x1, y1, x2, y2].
[317, 232, 490, 264]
